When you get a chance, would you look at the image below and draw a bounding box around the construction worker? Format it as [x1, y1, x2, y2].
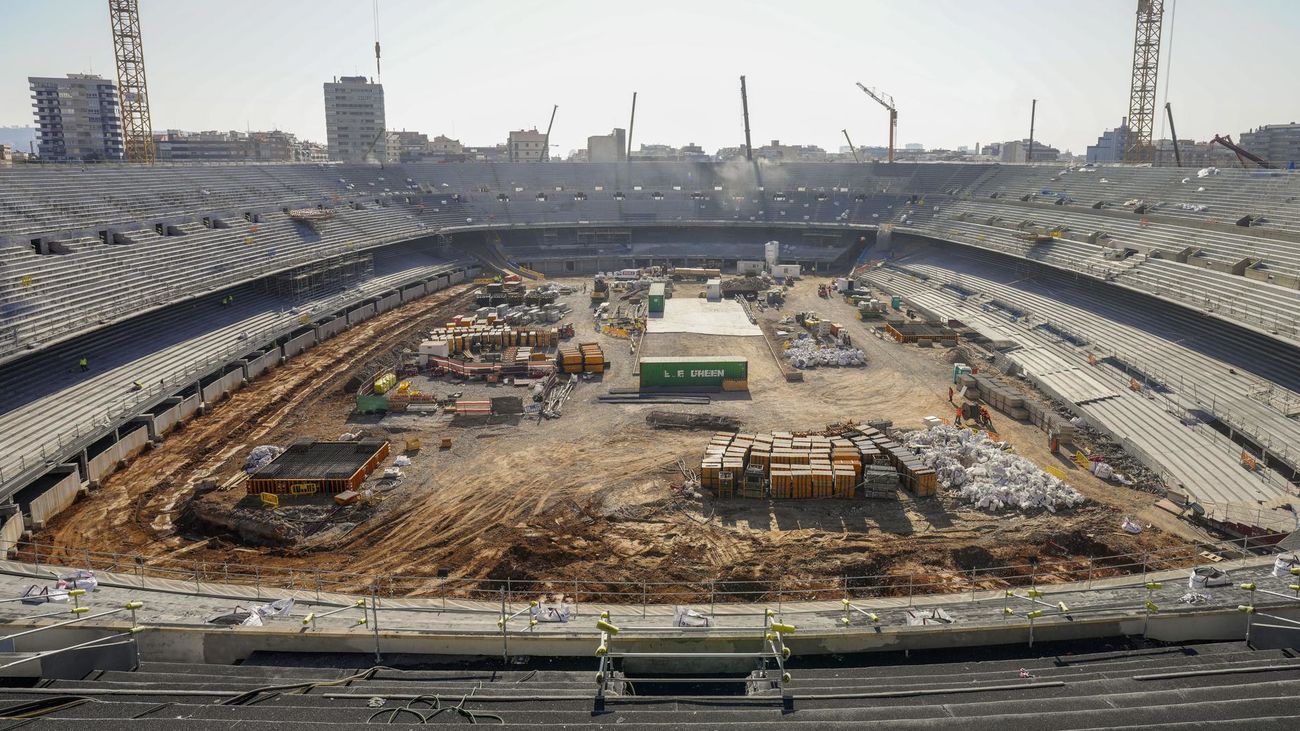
[131, 381, 143, 392]
[953, 408, 962, 427]
[78, 356, 88, 372]
[948, 386, 954, 403]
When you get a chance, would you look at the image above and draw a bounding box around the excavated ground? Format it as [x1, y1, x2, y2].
[32, 275, 1214, 602]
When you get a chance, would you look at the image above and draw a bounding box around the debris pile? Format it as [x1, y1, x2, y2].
[243, 445, 283, 474]
[902, 426, 1085, 513]
[785, 336, 866, 369]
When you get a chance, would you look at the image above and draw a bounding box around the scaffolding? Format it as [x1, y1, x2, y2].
[265, 252, 374, 299]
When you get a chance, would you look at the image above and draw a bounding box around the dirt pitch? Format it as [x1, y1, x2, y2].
[34, 275, 1213, 602]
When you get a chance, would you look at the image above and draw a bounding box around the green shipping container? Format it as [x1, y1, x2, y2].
[648, 283, 666, 313]
[639, 356, 748, 388]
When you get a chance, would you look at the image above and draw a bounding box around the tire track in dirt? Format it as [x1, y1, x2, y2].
[38, 284, 480, 564]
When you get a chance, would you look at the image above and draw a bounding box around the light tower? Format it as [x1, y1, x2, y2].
[1122, 0, 1164, 164]
[108, 0, 155, 163]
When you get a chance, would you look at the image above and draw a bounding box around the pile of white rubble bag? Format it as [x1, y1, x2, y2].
[785, 335, 866, 369]
[902, 425, 1085, 513]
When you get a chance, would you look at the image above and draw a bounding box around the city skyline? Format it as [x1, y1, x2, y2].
[2, 0, 1299, 156]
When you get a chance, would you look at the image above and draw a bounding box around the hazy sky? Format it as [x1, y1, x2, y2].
[2, 0, 1298, 154]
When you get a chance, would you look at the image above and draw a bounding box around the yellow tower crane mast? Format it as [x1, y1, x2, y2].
[855, 82, 897, 163]
[108, 0, 154, 163]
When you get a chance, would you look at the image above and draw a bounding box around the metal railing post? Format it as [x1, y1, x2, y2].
[370, 585, 382, 664]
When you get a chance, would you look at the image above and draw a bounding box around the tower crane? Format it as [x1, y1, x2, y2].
[855, 82, 896, 163]
[1123, 0, 1164, 163]
[108, 0, 154, 163]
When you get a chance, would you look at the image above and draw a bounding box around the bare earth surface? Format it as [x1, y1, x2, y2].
[35, 275, 1211, 602]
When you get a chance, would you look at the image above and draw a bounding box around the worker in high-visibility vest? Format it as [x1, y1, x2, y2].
[78, 356, 88, 372]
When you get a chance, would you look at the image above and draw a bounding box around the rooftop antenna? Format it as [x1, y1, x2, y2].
[373, 0, 382, 81]
[627, 91, 637, 161]
[739, 75, 753, 161]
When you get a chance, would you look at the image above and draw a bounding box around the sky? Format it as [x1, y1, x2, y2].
[1, 0, 1298, 155]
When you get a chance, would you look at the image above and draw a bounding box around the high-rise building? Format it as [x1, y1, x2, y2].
[1086, 119, 1129, 164]
[323, 76, 386, 163]
[1239, 123, 1300, 167]
[586, 128, 627, 163]
[507, 129, 546, 162]
[28, 74, 124, 162]
[1001, 139, 1061, 163]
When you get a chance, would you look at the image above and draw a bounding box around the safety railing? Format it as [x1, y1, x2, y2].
[0, 590, 147, 674]
[1, 532, 1290, 608]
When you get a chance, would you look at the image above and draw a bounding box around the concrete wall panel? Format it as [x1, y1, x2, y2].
[30, 468, 81, 527]
[318, 316, 347, 340]
[0, 513, 23, 557]
[87, 444, 120, 484]
[177, 394, 200, 423]
[379, 292, 401, 313]
[347, 303, 376, 325]
[402, 283, 426, 302]
[153, 403, 181, 436]
[117, 426, 149, 462]
[246, 349, 278, 380]
[284, 331, 315, 358]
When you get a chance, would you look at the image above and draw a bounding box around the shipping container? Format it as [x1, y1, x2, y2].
[648, 282, 666, 313]
[639, 356, 748, 389]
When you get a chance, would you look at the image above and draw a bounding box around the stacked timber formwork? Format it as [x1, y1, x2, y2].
[700, 424, 938, 499]
[557, 342, 606, 374]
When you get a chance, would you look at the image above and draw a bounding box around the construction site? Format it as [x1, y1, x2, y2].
[29, 247, 1219, 603]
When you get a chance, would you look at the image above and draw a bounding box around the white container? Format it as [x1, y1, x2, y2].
[419, 340, 450, 357]
[705, 278, 722, 301]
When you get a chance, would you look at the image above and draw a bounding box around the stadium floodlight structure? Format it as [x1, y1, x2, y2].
[855, 82, 896, 163]
[1123, 0, 1163, 164]
[108, 0, 155, 163]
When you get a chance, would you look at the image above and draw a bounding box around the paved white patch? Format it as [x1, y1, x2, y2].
[645, 298, 762, 336]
